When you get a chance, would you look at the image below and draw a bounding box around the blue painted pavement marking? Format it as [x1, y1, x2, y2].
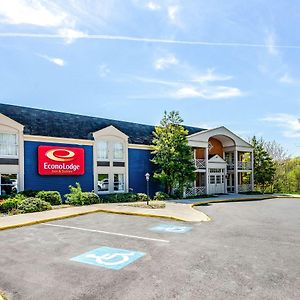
[150, 224, 192, 233]
[70, 247, 145, 270]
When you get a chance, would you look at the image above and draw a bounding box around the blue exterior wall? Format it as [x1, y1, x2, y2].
[24, 141, 94, 196]
[128, 148, 161, 196]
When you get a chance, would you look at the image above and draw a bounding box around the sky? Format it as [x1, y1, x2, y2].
[0, 0, 299, 156]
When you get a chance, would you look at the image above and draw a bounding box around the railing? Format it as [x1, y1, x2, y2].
[194, 159, 206, 169]
[226, 161, 252, 170]
[184, 186, 206, 197]
[238, 161, 252, 170]
[238, 184, 252, 192]
[227, 162, 235, 170]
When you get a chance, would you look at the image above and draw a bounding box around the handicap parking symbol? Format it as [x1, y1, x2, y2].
[150, 224, 192, 233]
[71, 247, 145, 270]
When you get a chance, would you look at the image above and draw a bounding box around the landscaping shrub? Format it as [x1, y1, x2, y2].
[137, 193, 151, 202]
[100, 193, 139, 203]
[64, 183, 84, 206]
[154, 191, 170, 201]
[65, 183, 102, 206]
[19, 190, 41, 198]
[17, 197, 52, 213]
[0, 198, 22, 213]
[36, 191, 62, 205]
[81, 192, 101, 205]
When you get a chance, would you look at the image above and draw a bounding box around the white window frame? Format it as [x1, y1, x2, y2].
[96, 140, 109, 161]
[97, 173, 110, 193]
[113, 142, 124, 161]
[0, 132, 18, 158]
[113, 173, 125, 192]
[0, 173, 18, 195]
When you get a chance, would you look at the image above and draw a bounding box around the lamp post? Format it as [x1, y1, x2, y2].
[145, 172, 150, 205]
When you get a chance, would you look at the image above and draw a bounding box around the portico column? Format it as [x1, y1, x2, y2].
[205, 147, 209, 194]
[251, 151, 254, 191]
[234, 149, 239, 193]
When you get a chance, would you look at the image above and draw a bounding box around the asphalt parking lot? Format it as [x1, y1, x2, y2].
[0, 197, 299, 300]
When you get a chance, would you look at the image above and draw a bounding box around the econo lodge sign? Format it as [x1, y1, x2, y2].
[38, 146, 85, 175]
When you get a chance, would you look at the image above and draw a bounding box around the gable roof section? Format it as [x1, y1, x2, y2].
[0, 103, 205, 145]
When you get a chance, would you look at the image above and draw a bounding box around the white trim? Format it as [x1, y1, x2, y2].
[24, 134, 94, 145]
[187, 126, 252, 148]
[93, 125, 128, 139]
[93, 125, 129, 194]
[0, 113, 24, 131]
[128, 143, 152, 150]
[0, 113, 24, 192]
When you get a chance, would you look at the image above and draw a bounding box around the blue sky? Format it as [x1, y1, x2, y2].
[0, 0, 299, 156]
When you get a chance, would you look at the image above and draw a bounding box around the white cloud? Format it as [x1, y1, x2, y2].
[98, 64, 110, 78]
[191, 69, 232, 83]
[175, 87, 201, 98]
[57, 28, 86, 44]
[265, 32, 279, 56]
[37, 54, 65, 66]
[146, 1, 161, 11]
[173, 86, 242, 99]
[263, 113, 300, 138]
[0, 0, 74, 27]
[167, 5, 180, 25]
[154, 54, 178, 70]
[279, 73, 299, 85]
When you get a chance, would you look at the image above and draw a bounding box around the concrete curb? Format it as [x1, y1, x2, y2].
[0, 208, 192, 231]
[190, 195, 299, 207]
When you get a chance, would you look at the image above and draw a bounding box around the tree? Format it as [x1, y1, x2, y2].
[250, 136, 276, 192]
[151, 111, 195, 196]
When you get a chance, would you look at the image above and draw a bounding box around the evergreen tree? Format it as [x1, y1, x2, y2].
[251, 136, 276, 192]
[151, 111, 195, 196]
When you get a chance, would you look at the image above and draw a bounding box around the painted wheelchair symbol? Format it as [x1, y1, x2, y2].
[71, 247, 145, 270]
[163, 226, 188, 233]
[86, 252, 135, 266]
[150, 224, 192, 233]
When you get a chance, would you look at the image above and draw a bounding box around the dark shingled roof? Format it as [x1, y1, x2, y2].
[0, 103, 206, 145]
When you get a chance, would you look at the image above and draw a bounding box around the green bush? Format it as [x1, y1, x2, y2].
[154, 191, 169, 200]
[65, 183, 102, 206]
[82, 192, 101, 205]
[64, 183, 84, 206]
[36, 191, 62, 205]
[19, 190, 41, 198]
[17, 197, 52, 213]
[0, 198, 22, 213]
[137, 193, 151, 202]
[100, 193, 139, 203]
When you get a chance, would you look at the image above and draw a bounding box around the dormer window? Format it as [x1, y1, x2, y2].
[113, 142, 124, 160]
[97, 140, 108, 160]
[0, 133, 18, 157]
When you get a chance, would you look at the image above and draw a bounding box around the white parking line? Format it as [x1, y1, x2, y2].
[42, 223, 170, 243]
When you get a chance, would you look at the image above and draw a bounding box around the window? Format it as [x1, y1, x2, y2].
[209, 175, 215, 184]
[216, 175, 221, 184]
[97, 141, 108, 160]
[113, 142, 124, 160]
[114, 174, 124, 191]
[98, 174, 109, 192]
[0, 133, 17, 157]
[0, 174, 18, 195]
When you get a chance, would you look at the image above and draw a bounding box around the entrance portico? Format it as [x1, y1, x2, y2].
[185, 126, 254, 197]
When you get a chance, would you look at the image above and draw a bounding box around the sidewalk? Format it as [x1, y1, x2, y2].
[1, 194, 298, 231]
[0, 202, 210, 230]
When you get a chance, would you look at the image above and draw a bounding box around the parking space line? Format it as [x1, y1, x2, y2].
[42, 223, 170, 243]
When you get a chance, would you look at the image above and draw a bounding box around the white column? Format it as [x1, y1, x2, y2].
[205, 147, 209, 194]
[251, 151, 254, 191]
[234, 149, 239, 193]
[18, 129, 25, 191]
